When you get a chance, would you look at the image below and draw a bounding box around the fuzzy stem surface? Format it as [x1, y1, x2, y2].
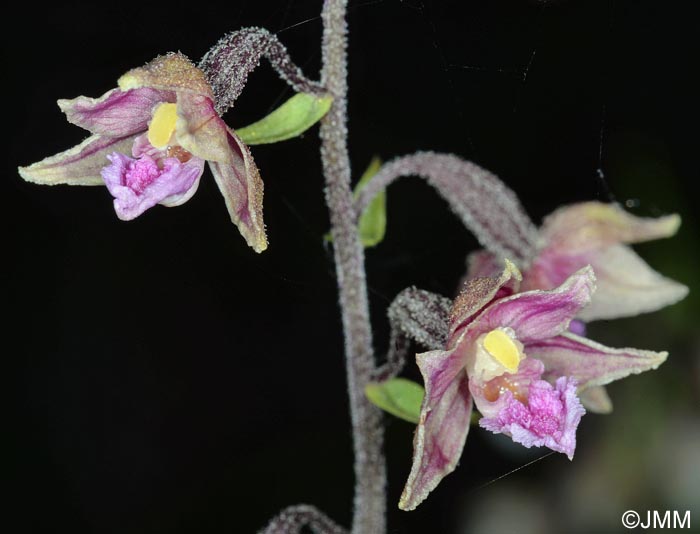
[319, 1, 386, 533]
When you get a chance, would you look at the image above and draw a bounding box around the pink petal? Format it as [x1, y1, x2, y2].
[131, 133, 163, 159]
[525, 332, 668, 390]
[58, 88, 174, 138]
[568, 319, 586, 336]
[399, 348, 472, 511]
[101, 153, 204, 220]
[208, 128, 267, 253]
[475, 267, 596, 343]
[468, 357, 546, 419]
[18, 134, 138, 186]
[479, 376, 584, 459]
[521, 248, 589, 293]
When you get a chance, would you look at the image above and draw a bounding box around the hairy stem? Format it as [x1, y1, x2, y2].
[319, 1, 386, 533]
[353, 152, 538, 264]
[200, 27, 326, 115]
[259, 505, 348, 534]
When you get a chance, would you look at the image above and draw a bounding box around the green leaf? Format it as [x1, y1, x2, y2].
[236, 93, 333, 145]
[365, 378, 424, 424]
[324, 156, 387, 247]
[354, 156, 386, 247]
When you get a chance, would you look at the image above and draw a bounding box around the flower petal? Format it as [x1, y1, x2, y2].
[450, 259, 522, 342]
[58, 88, 174, 137]
[479, 376, 584, 459]
[18, 134, 137, 186]
[399, 348, 472, 511]
[525, 332, 668, 390]
[568, 319, 586, 336]
[208, 128, 267, 252]
[101, 153, 204, 220]
[476, 267, 596, 343]
[578, 385, 613, 414]
[540, 201, 681, 254]
[469, 357, 545, 418]
[175, 93, 232, 163]
[118, 52, 213, 98]
[578, 244, 689, 321]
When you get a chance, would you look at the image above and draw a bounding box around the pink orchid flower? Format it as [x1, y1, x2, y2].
[18, 53, 267, 252]
[400, 260, 668, 510]
[467, 201, 687, 321]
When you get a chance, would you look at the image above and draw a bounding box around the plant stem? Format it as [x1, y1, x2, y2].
[319, 1, 386, 533]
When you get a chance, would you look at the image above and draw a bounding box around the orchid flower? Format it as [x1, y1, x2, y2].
[466, 201, 688, 321]
[18, 53, 267, 252]
[399, 260, 668, 511]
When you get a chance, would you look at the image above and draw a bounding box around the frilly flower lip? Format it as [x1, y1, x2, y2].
[399, 260, 668, 511]
[466, 201, 688, 321]
[18, 53, 267, 253]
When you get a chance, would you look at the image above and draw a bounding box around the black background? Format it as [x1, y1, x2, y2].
[7, 1, 697, 533]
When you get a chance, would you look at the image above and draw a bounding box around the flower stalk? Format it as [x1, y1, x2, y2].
[319, 1, 386, 533]
[352, 152, 539, 264]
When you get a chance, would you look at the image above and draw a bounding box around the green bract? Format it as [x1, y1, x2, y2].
[354, 157, 386, 247]
[236, 93, 333, 145]
[325, 156, 387, 247]
[365, 378, 424, 424]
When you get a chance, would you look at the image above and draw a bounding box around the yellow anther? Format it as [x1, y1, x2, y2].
[147, 103, 178, 149]
[483, 329, 522, 372]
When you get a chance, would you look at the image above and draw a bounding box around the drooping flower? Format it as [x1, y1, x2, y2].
[18, 53, 267, 252]
[466, 201, 687, 321]
[399, 260, 668, 510]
